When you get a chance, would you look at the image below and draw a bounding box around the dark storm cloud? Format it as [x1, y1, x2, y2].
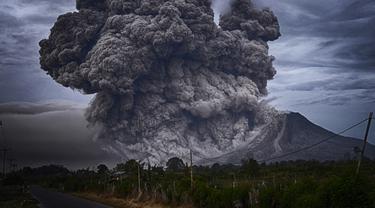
[0, 102, 82, 115]
[332, 41, 375, 71]
[0, 11, 35, 66]
[311, 3, 375, 72]
[0, 0, 87, 103]
[293, 90, 375, 106]
[286, 77, 375, 92]
[318, 1, 373, 71]
[301, 96, 349, 106]
[17, 0, 75, 24]
[0, 11, 24, 29]
[255, 0, 375, 111]
[0, 103, 118, 169]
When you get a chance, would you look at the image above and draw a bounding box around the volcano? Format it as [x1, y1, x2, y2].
[38, 0, 374, 166]
[197, 112, 375, 165]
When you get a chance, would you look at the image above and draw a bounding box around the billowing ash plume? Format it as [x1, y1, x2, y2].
[40, 0, 281, 164]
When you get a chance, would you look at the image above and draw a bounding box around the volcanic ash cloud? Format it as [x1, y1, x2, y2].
[39, 0, 281, 164]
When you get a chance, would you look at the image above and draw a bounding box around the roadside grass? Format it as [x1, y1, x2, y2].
[0, 185, 39, 208]
[75, 192, 193, 208]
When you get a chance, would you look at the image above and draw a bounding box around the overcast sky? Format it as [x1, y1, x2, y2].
[0, 0, 374, 169]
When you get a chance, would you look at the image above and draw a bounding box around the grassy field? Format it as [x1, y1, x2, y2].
[0, 185, 39, 208]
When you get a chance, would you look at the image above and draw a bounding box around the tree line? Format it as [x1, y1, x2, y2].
[3, 158, 375, 208]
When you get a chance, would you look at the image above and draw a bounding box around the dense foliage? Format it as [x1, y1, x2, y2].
[7, 159, 375, 208]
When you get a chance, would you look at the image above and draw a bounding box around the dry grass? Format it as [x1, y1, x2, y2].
[74, 192, 193, 208]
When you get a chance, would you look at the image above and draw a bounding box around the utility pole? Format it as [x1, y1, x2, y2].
[8, 159, 15, 173]
[8, 159, 14, 171]
[190, 149, 193, 190]
[1, 148, 10, 178]
[137, 161, 141, 195]
[232, 173, 236, 189]
[356, 112, 373, 176]
[0, 121, 10, 178]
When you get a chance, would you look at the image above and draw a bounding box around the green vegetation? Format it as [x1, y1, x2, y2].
[0, 178, 39, 208]
[8, 159, 375, 208]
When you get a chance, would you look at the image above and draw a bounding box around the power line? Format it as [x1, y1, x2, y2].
[192, 145, 247, 164]
[192, 150, 242, 166]
[259, 118, 368, 163]
[190, 149, 193, 190]
[193, 117, 368, 165]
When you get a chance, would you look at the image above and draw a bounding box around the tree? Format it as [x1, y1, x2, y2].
[166, 157, 186, 172]
[97, 164, 109, 175]
[241, 158, 259, 177]
[115, 160, 140, 175]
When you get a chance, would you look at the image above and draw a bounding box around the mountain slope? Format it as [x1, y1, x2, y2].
[198, 112, 375, 165]
[274, 112, 375, 162]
